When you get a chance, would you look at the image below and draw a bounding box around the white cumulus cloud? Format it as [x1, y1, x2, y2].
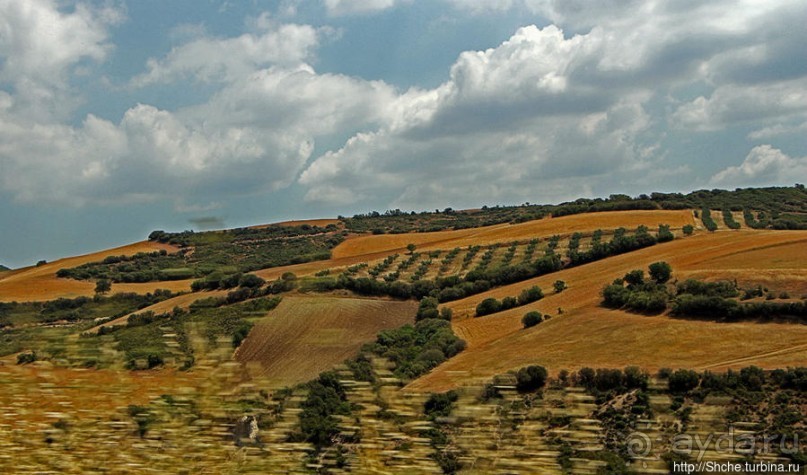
[299, 25, 660, 208]
[323, 0, 399, 16]
[0, 0, 122, 120]
[711, 145, 807, 188]
[131, 22, 322, 86]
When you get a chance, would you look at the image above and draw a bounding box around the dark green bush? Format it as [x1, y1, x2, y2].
[522, 311, 543, 329]
[701, 208, 718, 231]
[515, 365, 548, 392]
[518, 286, 544, 305]
[475, 298, 502, 317]
[669, 369, 700, 393]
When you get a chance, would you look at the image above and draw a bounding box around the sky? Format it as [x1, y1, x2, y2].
[1, 0, 806, 268]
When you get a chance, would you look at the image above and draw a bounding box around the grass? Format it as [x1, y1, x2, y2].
[0, 360, 801, 472]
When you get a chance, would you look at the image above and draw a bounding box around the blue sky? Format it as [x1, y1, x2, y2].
[1, 0, 806, 268]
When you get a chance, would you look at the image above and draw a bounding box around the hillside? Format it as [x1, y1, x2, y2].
[0, 240, 183, 302]
[407, 230, 807, 392]
[1, 186, 806, 473]
[332, 209, 693, 258]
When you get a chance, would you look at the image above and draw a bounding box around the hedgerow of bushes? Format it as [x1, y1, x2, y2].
[701, 208, 718, 231]
[475, 285, 544, 317]
[603, 263, 807, 321]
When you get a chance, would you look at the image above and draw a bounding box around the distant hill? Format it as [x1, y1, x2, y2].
[0, 264, 10, 271]
[340, 184, 807, 234]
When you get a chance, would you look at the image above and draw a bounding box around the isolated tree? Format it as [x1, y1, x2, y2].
[553, 280, 567, 293]
[518, 286, 544, 305]
[522, 311, 543, 329]
[648, 261, 672, 284]
[95, 279, 111, 294]
[682, 224, 694, 235]
[406, 243, 417, 254]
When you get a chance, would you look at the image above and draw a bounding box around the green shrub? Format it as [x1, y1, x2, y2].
[16, 351, 36, 365]
[424, 391, 458, 420]
[297, 372, 351, 448]
[722, 209, 741, 229]
[669, 369, 700, 393]
[553, 280, 567, 293]
[701, 208, 718, 231]
[518, 286, 544, 305]
[522, 311, 543, 329]
[475, 298, 502, 317]
[238, 273, 265, 288]
[657, 224, 674, 242]
[515, 365, 548, 392]
[648, 261, 672, 284]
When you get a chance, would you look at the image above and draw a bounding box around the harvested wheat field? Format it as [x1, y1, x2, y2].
[332, 210, 694, 258]
[0, 241, 182, 303]
[407, 230, 807, 392]
[235, 295, 416, 387]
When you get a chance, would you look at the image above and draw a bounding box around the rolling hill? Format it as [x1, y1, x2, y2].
[407, 230, 807, 392]
[2, 186, 806, 473]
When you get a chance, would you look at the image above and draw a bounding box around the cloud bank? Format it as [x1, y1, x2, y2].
[0, 0, 804, 213]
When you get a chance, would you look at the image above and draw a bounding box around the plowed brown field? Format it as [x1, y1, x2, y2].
[406, 230, 807, 392]
[332, 210, 694, 258]
[234, 296, 416, 387]
[0, 241, 183, 302]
